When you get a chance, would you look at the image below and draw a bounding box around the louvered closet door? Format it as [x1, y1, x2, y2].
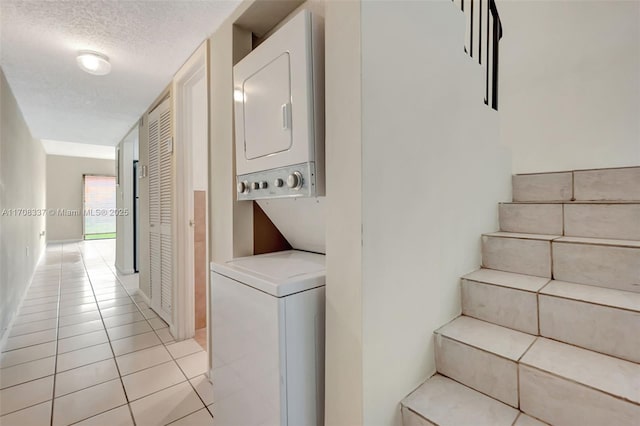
[148, 97, 173, 325]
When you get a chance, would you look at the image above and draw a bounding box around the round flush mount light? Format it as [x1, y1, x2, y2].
[76, 51, 111, 76]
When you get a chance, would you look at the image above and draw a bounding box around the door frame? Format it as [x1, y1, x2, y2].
[172, 41, 209, 343]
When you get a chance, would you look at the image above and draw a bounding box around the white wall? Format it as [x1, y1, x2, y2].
[360, 1, 512, 424]
[499, 0, 640, 173]
[46, 155, 115, 242]
[0, 68, 47, 345]
[324, 0, 363, 423]
[209, 9, 254, 264]
[115, 126, 138, 274]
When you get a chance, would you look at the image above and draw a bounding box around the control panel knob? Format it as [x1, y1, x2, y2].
[274, 178, 284, 188]
[259, 181, 268, 189]
[287, 171, 303, 190]
[252, 182, 260, 190]
[237, 181, 249, 194]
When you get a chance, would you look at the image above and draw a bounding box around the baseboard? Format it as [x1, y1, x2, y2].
[0, 249, 46, 352]
[47, 238, 82, 244]
[133, 288, 152, 306]
[115, 264, 135, 276]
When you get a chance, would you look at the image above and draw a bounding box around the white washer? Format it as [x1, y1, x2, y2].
[210, 250, 325, 426]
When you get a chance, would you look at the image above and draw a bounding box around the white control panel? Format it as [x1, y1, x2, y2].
[237, 163, 317, 201]
[233, 10, 324, 201]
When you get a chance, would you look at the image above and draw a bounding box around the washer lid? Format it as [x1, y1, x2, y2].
[210, 250, 325, 297]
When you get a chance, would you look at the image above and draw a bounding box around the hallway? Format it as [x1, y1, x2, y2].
[0, 241, 212, 425]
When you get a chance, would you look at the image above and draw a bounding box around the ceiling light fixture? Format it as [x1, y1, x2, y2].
[76, 51, 111, 76]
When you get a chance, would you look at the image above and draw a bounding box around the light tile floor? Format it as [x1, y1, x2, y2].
[0, 241, 213, 425]
[194, 329, 207, 352]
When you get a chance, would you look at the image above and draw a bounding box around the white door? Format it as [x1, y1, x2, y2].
[148, 97, 174, 324]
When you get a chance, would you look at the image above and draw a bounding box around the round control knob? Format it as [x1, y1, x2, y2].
[237, 181, 249, 194]
[252, 182, 260, 190]
[259, 181, 268, 189]
[274, 178, 284, 188]
[287, 171, 303, 190]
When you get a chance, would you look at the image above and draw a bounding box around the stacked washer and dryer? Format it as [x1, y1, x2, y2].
[209, 10, 326, 426]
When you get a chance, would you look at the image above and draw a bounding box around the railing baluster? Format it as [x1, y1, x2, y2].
[452, 0, 502, 109]
[470, 0, 474, 58]
[485, 3, 490, 105]
[479, 0, 482, 64]
[490, 0, 502, 110]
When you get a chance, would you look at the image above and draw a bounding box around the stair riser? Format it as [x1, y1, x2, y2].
[513, 167, 640, 202]
[552, 243, 640, 293]
[482, 237, 551, 278]
[401, 407, 435, 426]
[539, 295, 640, 363]
[519, 365, 640, 426]
[461, 280, 538, 334]
[499, 204, 563, 235]
[564, 204, 640, 240]
[512, 173, 573, 202]
[574, 167, 640, 201]
[435, 335, 519, 408]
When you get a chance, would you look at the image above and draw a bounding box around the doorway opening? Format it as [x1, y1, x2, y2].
[173, 42, 209, 352]
[133, 160, 140, 272]
[83, 175, 117, 240]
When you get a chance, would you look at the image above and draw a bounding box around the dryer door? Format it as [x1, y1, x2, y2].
[242, 53, 293, 160]
[233, 10, 318, 178]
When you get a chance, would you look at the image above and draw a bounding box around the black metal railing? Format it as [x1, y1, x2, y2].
[455, 0, 503, 110]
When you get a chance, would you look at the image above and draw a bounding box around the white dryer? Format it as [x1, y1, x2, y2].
[210, 250, 325, 426]
[233, 9, 324, 201]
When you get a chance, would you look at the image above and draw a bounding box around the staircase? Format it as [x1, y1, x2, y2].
[401, 166, 640, 426]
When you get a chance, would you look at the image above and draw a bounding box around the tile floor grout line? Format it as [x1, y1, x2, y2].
[119, 357, 180, 378]
[66, 402, 130, 426]
[2, 312, 168, 342]
[3, 242, 208, 425]
[9, 322, 63, 335]
[2, 336, 58, 352]
[125, 378, 191, 405]
[52, 374, 119, 400]
[89, 242, 152, 425]
[13, 302, 59, 312]
[55, 334, 109, 354]
[166, 404, 212, 425]
[0, 348, 57, 370]
[78, 242, 139, 426]
[8, 313, 60, 326]
[125, 296, 209, 417]
[162, 339, 211, 418]
[0, 371, 56, 392]
[49, 243, 64, 426]
[185, 377, 214, 420]
[126, 290, 212, 422]
[0, 399, 55, 419]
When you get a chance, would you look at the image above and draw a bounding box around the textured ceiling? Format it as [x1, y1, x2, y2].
[0, 0, 240, 147]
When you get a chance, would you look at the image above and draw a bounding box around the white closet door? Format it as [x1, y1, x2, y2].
[149, 113, 160, 303]
[148, 97, 173, 324]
